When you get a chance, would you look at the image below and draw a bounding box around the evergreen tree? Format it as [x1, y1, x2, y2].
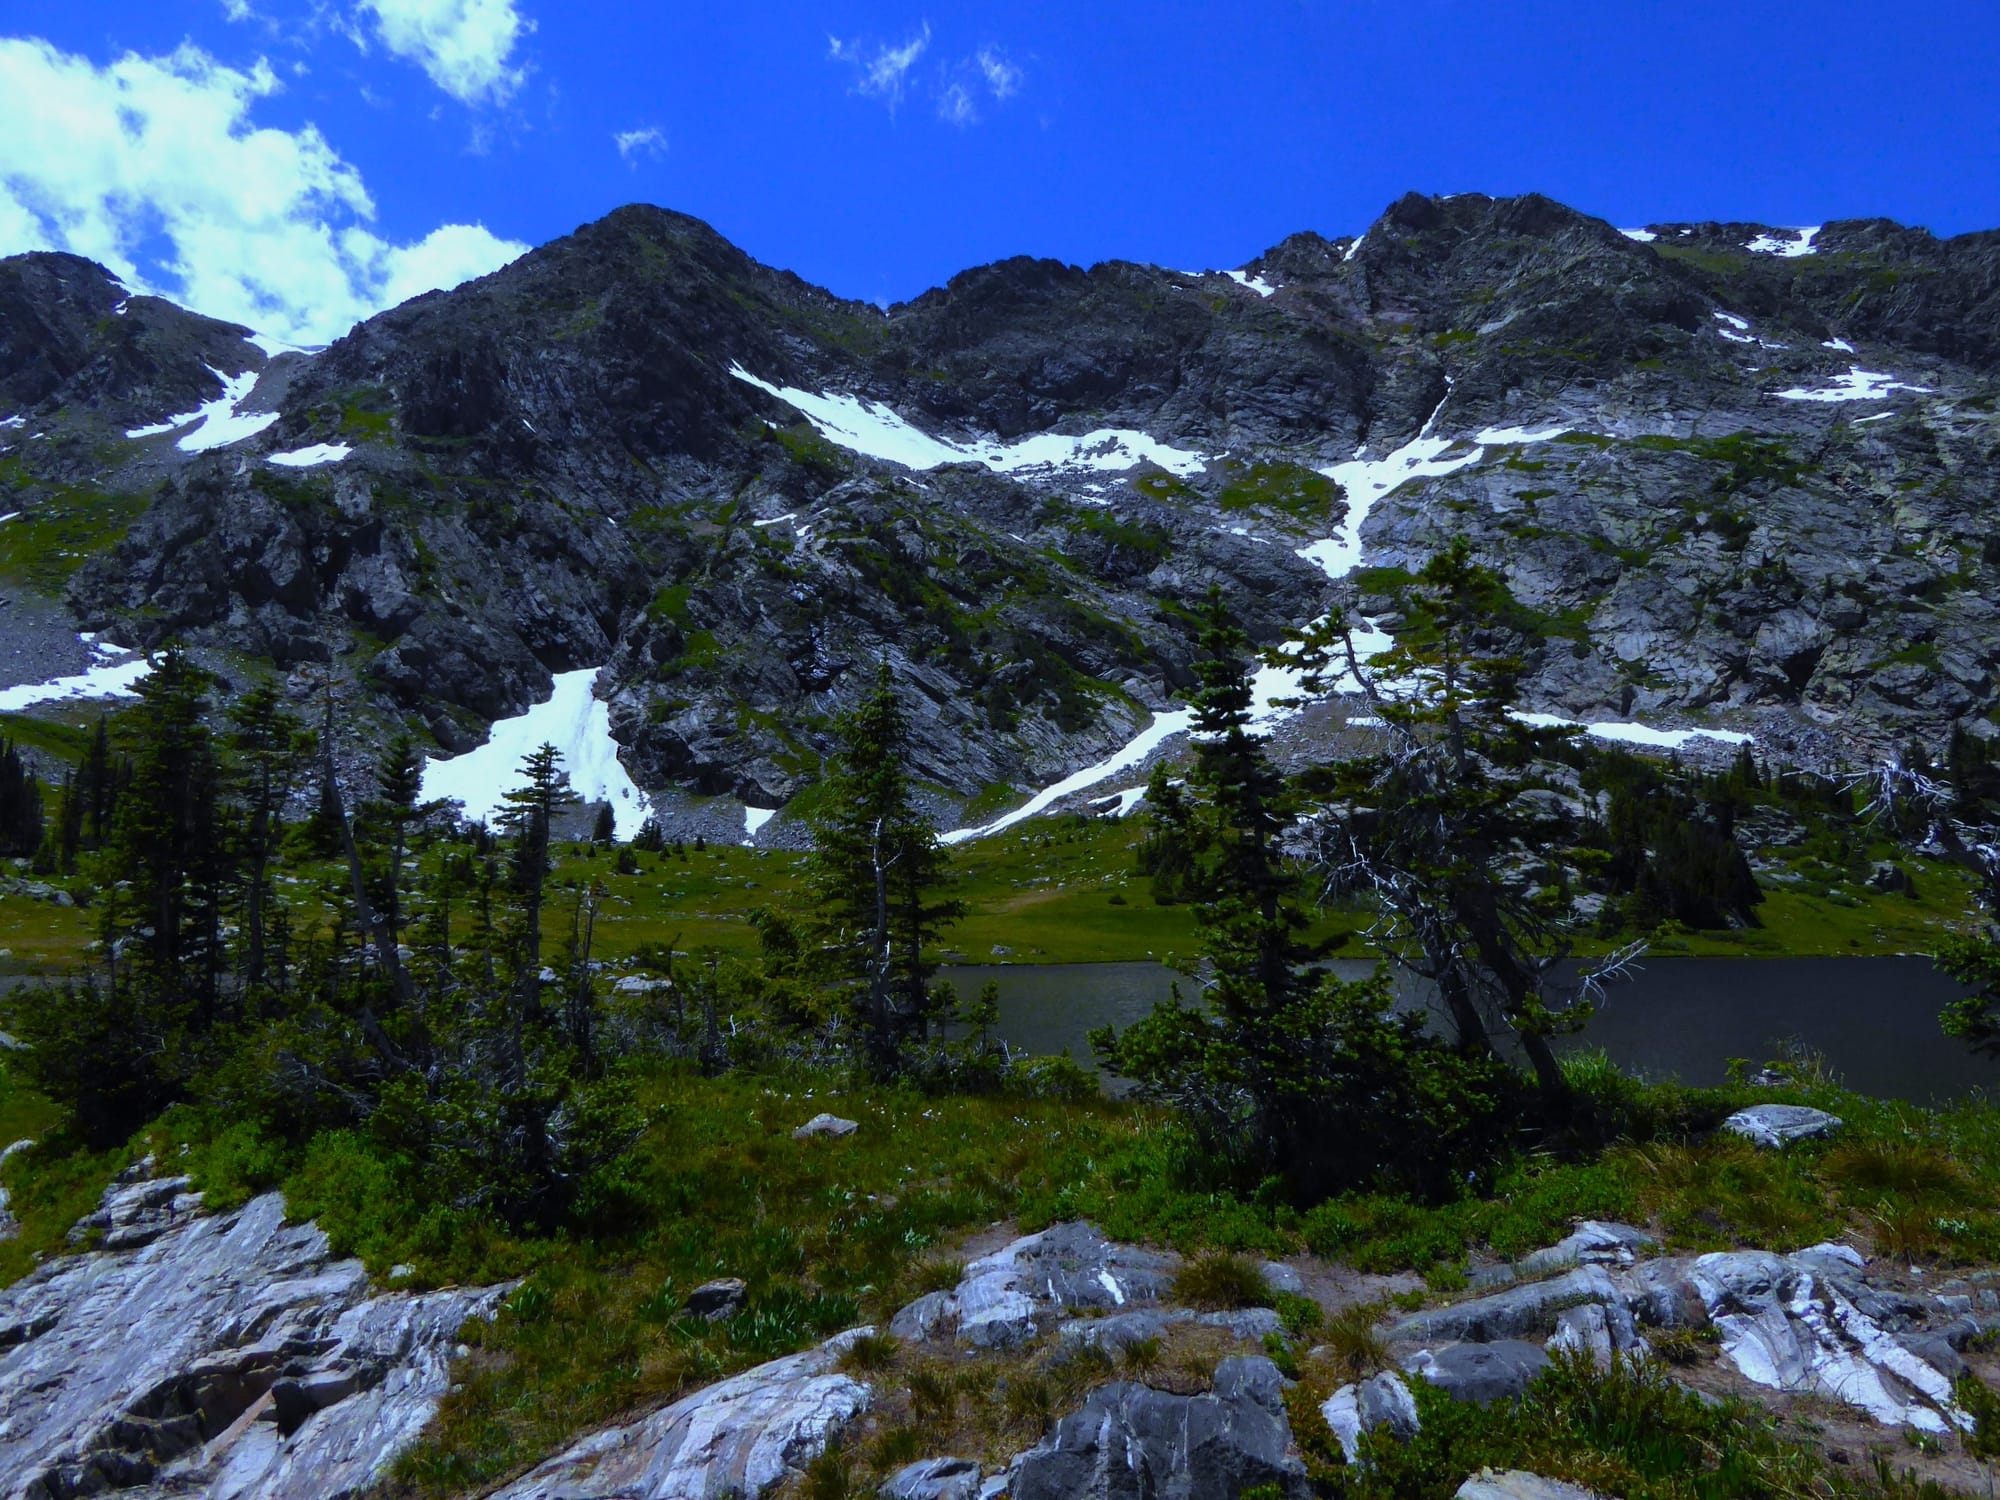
[0, 738, 43, 856]
[499, 743, 579, 1015]
[227, 684, 310, 995]
[370, 732, 430, 956]
[1096, 589, 1507, 1199]
[1292, 541, 1624, 1110]
[807, 663, 963, 1072]
[591, 803, 616, 844]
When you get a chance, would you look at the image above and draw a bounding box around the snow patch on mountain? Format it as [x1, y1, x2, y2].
[729, 365, 1210, 479]
[743, 806, 777, 844]
[421, 669, 652, 840]
[1511, 712, 1753, 750]
[1224, 269, 1277, 297]
[268, 443, 354, 468]
[1296, 406, 1570, 583]
[1619, 228, 1658, 243]
[1746, 226, 1821, 257]
[941, 706, 1198, 845]
[0, 636, 152, 712]
[1775, 367, 1934, 403]
[125, 366, 280, 452]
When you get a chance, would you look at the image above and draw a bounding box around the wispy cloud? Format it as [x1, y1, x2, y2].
[614, 125, 667, 166]
[976, 47, 1021, 101]
[936, 81, 976, 126]
[827, 22, 930, 112]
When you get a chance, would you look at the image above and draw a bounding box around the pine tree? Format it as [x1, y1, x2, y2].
[1293, 540, 1619, 1111]
[807, 663, 963, 1072]
[499, 743, 579, 1016]
[0, 738, 43, 856]
[372, 732, 430, 955]
[1096, 589, 1505, 1199]
[227, 683, 309, 995]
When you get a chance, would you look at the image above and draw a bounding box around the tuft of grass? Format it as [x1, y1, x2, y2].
[837, 1331, 900, 1375]
[1171, 1250, 1273, 1310]
[1312, 1300, 1391, 1382]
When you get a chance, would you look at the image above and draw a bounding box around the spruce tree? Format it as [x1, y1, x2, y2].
[807, 662, 963, 1072]
[0, 738, 43, 856]
[1292, 540, 1616, 1111]
[1096, 589, 1504, 1199]
[499, 743, 578, 1013]
[227, 683, 309, 995]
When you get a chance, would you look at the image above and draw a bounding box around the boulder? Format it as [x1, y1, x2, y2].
[1405, 1341, 1550, 1405]
[1545, 1302, 1647, 1368]
[1321, 1370, 1421, 1462]
[0, 1138, 31, 1243]
[1457, 1470, 1604, 1500]
[1007, 1356, 1308, 1500]
[1390, 1266, 1627, 1345]
[889, 1289, 957, 1343]
[685, 1277, 749, 1321]
[490, 1328, 874, 1498]
[882, 1456, 984, 1500]
[794, 1113, 860, 1140]
[1720, 1104, 1843, 1148]
[65, 1158, 204, 1251]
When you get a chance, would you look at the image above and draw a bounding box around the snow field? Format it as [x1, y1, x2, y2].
[0, 635, 152, 712]
[1776, 367, 1934, 403]
[420, 669, 654, 840]
[268, 443, 353, 468]
[1745, 226, 1821, 258]
[728, 365, 1210, 479]
[125, 366, 280, 452]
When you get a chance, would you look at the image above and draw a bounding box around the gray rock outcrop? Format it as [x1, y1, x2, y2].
[1387, 1234, 1985, 1435]
[1006, 1355, 1308, 1500]
[881, 1456, 984, 1500]
[1056, 1305, 1281, 1353]
[1405, 1341, 1551, 1405]
[0, 1181, 507, 1500]
[893, 1222, 1177, 1350]
[489, 1328, 874, 1499]
[1721, 1104, 1844, 1148]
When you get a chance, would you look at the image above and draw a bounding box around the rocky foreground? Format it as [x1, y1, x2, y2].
[2, 1116, 1996, 1499]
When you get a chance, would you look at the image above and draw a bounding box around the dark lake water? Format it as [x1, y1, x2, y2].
[941, 957, 1995, 1105]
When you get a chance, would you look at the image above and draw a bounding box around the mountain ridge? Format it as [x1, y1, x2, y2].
[2, 190, 1997, 834]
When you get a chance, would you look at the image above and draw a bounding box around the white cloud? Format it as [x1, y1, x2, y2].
[613, 125, 667, 166]
[976, 47, 1021, 100]
[828, 22, 930, 111]
[0, 38, 526, 345]
[937, 81, 976, 127]
[358, 0, 529, 105]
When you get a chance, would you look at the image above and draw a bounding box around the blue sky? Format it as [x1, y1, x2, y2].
[1, 1, 1995, 340]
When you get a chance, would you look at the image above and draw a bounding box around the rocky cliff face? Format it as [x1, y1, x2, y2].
[3, 192, 1998, 823]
